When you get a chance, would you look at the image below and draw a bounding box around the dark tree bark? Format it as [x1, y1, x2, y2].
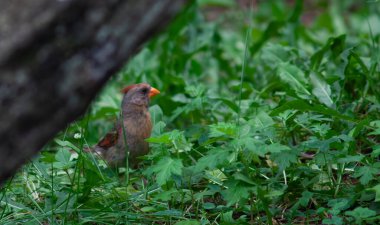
[0, 0, 188, 184]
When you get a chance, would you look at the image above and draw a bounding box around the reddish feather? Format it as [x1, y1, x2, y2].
[98, 131, 118, 148]
[121, 84, 137, 94]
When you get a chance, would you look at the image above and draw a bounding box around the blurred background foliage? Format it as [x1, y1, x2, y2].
[1, 0, 380, 224]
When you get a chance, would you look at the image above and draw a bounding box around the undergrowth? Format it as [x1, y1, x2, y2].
[1, 0, 380, 224]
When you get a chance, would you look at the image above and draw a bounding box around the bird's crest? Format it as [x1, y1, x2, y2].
[121, 84, 137, 94]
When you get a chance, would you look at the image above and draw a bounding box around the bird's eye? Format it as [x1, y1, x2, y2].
[141, 88, 148, 94]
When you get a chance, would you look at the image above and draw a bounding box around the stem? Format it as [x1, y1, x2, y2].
[334, 163, 345, 197]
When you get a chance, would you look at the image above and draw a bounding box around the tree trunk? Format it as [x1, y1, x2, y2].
[0, 0, 188, 184]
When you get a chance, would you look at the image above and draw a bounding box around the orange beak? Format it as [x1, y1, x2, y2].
[149, 87, 160, 98]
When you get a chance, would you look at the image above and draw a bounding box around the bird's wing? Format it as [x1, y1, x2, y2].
[97, 130, 118, 148]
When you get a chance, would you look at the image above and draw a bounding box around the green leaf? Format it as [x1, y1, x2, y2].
[371, 145, 380, 158]
[368, 128, 380, 136]
[194, 148, 233, 172]
[288, 0, 303, 22]
[270, 100, 356, 122]
[322, 216, 344, 225]
[149, 104, 164, 124]
[209, 122, 237, 138]
[310, 35, 346, 70]
[368, 184, 380, 202]
[310, 123, 331, 137]
[337, 155, 364, 163]
[291, 191, 313, 212]
[233, 173, 255, 185]
[276, 62, 311, 98]
[261, 44, 292, 64]
[146, 133, 171, 144]
[328, 198, 350, 215]
[250, 20, 285, 57]
[345, 207, 376, 223]
[271, 149, 298, 170]
[151, 121, 166, 137]
[310, 72, 334, 108]
[53, 149, 74, 169]
[55, 139, 81, 153]
[221, 210, 234, 223]
[215, 97, 239, 113]
[266, 143, 291, 153]
[203, 202, 216, 210]
[353, 166, 380, 185]
[243, 137, 266, 157]
[149, 157, 183, 186]
[249, 111, 275, 129]
[221, 180, 251, 206]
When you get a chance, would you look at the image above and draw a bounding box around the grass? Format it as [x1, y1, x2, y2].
[1, 0, 380, 224]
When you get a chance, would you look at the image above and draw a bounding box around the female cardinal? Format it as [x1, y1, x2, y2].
[93, 83, 160, 167]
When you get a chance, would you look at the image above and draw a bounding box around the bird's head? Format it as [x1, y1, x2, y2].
[121, 83, 160, 107]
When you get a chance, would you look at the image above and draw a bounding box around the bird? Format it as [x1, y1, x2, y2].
[92, 83, 160, 168]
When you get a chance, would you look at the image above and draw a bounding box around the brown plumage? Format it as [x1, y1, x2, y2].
[93, 83, 160, 167]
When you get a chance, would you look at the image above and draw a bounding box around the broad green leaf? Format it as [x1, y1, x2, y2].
[310, 72, 334, 108]
[209, 122, 237, 138]
[243, 137, 267, 157]
[371, 145, 380, 158]
[151, 121, 166, 137]
[221, 180, 251, 206]
[149, 104, 164, 124]
[345, 207, 376, 223]
[337, 155, 364, 163]
[271, 150, 298, 170]
[370, 120, 380, 128]
[53, 149, 75, 169]
[266, 143, 291, 153]
[205, 169, 228, 184]
[146, 133, 171, 144]
[368, 128, 380, 136]
[249, 111, 275, 129]
[261, 44, 292, 64]
[185, 85, 205, 97]
[322, 216, 344, 225]
[153, 189, 178, 201]
[203, 202, 216, 210]
[310, 123, 331, 137]
[291, 191, 313, 212]
[215, 97, 239, 113]
[149, 157, 183, 186]
[194, 148, 233, 172]
[233, 173, 255, 185]
[368, 184, 380, 202]
[277, 109, 298, 122]
[353, 166, 380, 185]
[276, 62, 311, 98]
[328, 198, 350, 215]
[55, 139, 81, 152]
[221, 210, 234, 223]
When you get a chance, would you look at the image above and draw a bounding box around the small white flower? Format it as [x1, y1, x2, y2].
[74, 133, 82, 139]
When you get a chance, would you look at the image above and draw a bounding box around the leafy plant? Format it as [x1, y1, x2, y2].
[1, 0, 380, 224]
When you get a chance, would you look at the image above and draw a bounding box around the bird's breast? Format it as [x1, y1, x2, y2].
[123, 110, 152, 139]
